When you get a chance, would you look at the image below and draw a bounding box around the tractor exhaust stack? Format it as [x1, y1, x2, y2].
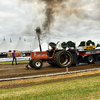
[35, 27, 42, 51]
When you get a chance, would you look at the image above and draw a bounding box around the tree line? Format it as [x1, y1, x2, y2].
[49, 40, 100, 49]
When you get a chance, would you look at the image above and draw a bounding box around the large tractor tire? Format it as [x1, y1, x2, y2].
[86, 56, 94, 64]
[53, 51, 73, 68]
[30, 59, 43, 69]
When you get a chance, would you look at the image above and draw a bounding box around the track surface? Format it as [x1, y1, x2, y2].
[0, 62, 100, 79]
[0, 62, 100, 90]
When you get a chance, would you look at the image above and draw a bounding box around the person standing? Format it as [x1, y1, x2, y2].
[74, 44, 79, 66]
[12, 50, 17, 65]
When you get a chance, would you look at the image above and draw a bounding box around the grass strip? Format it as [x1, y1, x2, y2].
[0, 75, 100, 100]
[0, 70, 100, 88]
[0, 60, 29, 64]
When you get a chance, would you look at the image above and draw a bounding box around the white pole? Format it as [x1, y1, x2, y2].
[66, 67, 68, 74]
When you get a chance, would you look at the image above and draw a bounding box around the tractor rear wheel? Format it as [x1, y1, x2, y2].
[53, 51, 73, 68]
[31, 59, 43, 69]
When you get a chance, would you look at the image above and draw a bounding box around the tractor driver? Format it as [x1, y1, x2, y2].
[49, 44, 56, 57]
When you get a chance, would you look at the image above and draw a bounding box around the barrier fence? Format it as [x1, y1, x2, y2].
[0, 57, 31, 62]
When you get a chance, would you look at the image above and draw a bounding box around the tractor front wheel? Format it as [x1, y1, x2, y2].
[32, 59, 43, 70]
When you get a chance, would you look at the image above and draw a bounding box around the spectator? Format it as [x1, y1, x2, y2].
[12, 50, 17, 65]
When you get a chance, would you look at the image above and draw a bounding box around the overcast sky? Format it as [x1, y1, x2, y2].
[0, 0, 100, 46]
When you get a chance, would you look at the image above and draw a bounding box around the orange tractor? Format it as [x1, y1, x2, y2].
[26, 42, 77, 69]
[25, 27, 77, 69]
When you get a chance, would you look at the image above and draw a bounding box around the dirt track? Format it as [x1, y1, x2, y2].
[0, 62, 100, 90]
[0, 62, 100, 79]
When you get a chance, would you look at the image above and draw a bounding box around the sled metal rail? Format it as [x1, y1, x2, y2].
[0, 67, 100, 81]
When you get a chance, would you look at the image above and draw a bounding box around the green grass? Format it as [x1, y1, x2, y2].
[0, 60, 29, 64]
[0, 76, 100, 100]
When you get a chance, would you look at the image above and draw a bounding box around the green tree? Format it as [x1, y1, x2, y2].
[67, 41, 75, 47]
[61, 42, 67, 49]
[79, 41, 85, 46]
[96, 43, 100, 47]
[86, 40, 95, 46]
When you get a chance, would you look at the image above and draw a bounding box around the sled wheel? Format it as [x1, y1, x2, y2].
[87, 56, 94, 64]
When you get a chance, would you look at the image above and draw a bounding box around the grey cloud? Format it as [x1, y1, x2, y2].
[1, 0, 100, 45]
